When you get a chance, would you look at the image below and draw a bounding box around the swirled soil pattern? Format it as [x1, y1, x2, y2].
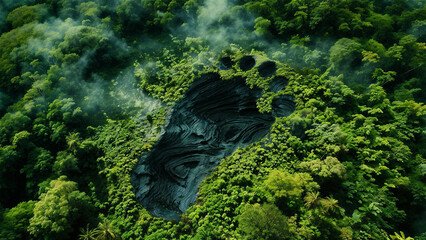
[132, 57, 295, 220]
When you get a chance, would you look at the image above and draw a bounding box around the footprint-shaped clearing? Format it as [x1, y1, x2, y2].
[132, 58, 295, 220]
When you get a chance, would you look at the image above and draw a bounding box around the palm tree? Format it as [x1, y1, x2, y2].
[66, 132, 80, 153]
[319, 197, 339, 214]
[79, 225, 97, 240]
[94, 219, 119, 240]
[304, 191, 320, 208]
[388, 231, 414, 240]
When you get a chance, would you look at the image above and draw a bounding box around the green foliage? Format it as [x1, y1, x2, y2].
[388, 231, 414, 240]
[238, 203, 290, 240]
[135, 38, 213, 103]
[299, 156, 346, 179]
[78, 2, 101, 20]
[366, 13, 394, 42]
[79, 219, 121, 240]
[330, 38, 362, 70]
[0, 112, 31, 145]
[0, 24, 36, 91]
[94, 219, 120, 240]
[0, 0, 425, 239]
[53, 151, 79, 175]
[246, 0, 373, 37]
[6, 4, 48, 28]
[265, 170, 319, 202]
[79, 225, 98, 240]
[0, 201, 35, 240]
[28, 176, 94, 240]
[254, 17, 271, 36]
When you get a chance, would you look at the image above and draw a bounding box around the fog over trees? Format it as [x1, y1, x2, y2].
[0, 0, 425, 239]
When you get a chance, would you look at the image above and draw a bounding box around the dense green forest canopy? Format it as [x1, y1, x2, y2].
[0, 0, 425, 239]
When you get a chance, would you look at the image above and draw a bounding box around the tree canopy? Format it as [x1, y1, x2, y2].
[0, 0, 425, 239]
